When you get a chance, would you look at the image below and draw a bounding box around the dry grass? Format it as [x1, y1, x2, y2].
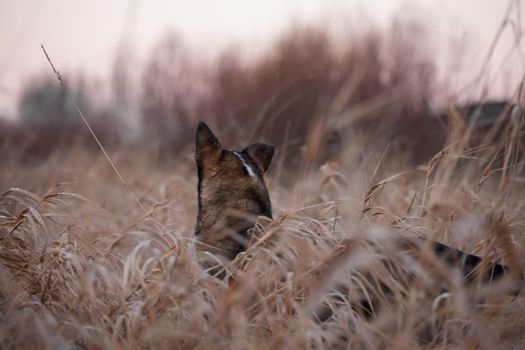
[0, 100, 524, 349]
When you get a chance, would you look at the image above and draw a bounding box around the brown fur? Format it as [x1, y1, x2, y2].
[194, 122, 274, 261]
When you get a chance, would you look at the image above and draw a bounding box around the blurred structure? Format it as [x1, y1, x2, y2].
[461, 101, 518, 128]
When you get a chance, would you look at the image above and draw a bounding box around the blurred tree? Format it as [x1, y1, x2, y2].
[111, 45, 143, 143]
[140, 32, 208, 150]
[208, 25, 338, 146]
[18, 78, 90, 129]
[385, 18, 436, 109]
[133, 19, 442, 164]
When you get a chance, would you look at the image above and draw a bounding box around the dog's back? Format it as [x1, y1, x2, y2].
[192, 122, 521, 303]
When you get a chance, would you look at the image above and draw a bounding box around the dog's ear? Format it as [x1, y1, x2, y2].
[244, 143, 274, 173]
[195, 122, 222, 166]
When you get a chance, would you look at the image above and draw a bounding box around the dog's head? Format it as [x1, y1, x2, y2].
[194, 122, 274, 260]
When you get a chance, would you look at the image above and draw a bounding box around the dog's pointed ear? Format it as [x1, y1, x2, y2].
[244, 143, 274, 173]
[196, 122, 222, 165]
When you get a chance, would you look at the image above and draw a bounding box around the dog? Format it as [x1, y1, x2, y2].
[193, 122, 521, 321]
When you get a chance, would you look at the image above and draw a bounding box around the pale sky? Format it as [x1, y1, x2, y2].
[0, 0, 521, 118]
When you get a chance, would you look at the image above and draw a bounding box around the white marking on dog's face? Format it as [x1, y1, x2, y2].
[234, 151, 256, 177]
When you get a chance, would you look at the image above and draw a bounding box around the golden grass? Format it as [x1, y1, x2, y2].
[0, 103, 524, 349]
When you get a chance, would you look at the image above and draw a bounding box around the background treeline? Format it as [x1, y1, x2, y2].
[0, 19, 446, 166]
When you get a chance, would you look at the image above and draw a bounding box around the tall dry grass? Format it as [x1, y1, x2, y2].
[0, 93, 524, 349]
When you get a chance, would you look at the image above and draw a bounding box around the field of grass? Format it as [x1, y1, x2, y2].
[0, 102, 524, 349]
